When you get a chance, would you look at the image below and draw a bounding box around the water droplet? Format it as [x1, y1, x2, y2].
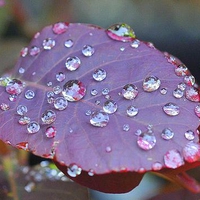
[0, 76, 11, 86]
[130, 39, 140, 48]
[65, 56, 81, 71]
[102, 88, 109, 95]
[177, 82, 186, 91]
[175, 64, 189, 76]
[90, 111, 109, 127]
[6, 79, 24, 95]
[106, 146, 112, 153]
[53, 85, 62, 94]
[173, 88, 184, 99]
[123, 124, 130, 131]
[164, 149, 184, 169]
[95, 100, 101, 105]
[47, 91, 54, 98]
[47, 82, 53, 87]
[160, 87, 168, 95]
[56, 72, 65, 82]
[29, 46, 40, 56]
[146, 42, 155, 49]
[165, 53, 177, 65]
[163, 103, 180, 116]
[19, 67, 25, 74]
[91, 89, 98, 96]
[16, 142, 29, 150]
[54, 97, 68, 110]
[27, 121, 40, 133]
[17, 105, 28, 116]
[45, 126, 56, 138]
[62, 80, 86, 101]
[103, 100, 118, 114]
[19, 116, 30, 125]
[88, 169, 94, 176]
[43, 38, 55, 50]
[183, 142, 200, 163]
[85, 110, 92, 116]
[67, 164, 82, 177]
[82, 45, 95, 57]
[0, 103, 9, 111]
[126, 105, 138, 117]
[120, 47, 125, 51]
[137, 131, 156, 150]
[143, 76, 161, 92]
[152, 162, 162, 171]
[9, 94, 17, 102]
[41, 110, 56, 124]
[135, 129, 142, 136]
[122, 84, 138, 100]
[106, 23, 135, 42]
[20, 47, 28, 57]
[52, 22, 68, 34]
[64, 39, 74, 48]
[195, 105, 200, 117]
[184, 75, 195, 86]
[184, 130, 195, 140]
[25, 90, 35, 99]
[161, 128, 174, 140]
[93, 69, 106, 81]
[185, 87, 200, 102]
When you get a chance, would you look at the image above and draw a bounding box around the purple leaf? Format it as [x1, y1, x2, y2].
[0, 22, 200, 193]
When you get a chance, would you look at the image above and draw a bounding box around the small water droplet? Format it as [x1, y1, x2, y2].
[9, 94, 17, 102]
[47, 81, 53, 87]
[6, 79, 24, 95]
[103, 100, 118, 114]
[91, 89, 98, 96]
[177, 82, 186, 91]
[137, 131, 156, 150]
[53, 86, 62, 94]
[106, 146, 112, 153]
[90, 111, 109, 127]
[41, 110, 56, 124]
[56, 72, 65, 82]
[65, 56, 81, 71]
[43, 38, 55, 50]
[67, 164, 82, 177]
[105, 94, 111, 100]
[52, 22, 68, 34]
[183, 142, 200, 163]
[93, 69, 107, 81]
[19, 116, 30, 125]
[130, 39, 140, 48]
[152, 162, 162, 171]
[95, 100, 101, 105]
[85, 110, 92, 116]
[164, 149, 184, 169]
[161, 128, 174, 140]
[47, 91, 54, 98]
[82, 45, 95, 57]
[184, 130, 195, 140]
[135, 129, 142, 136]
[19, 67, 25, 74]
[143, 76, 161, 92]
[27, 121, 40, 133]
[16, 142, 29, 150]
[54, 97, 68, 110]
[126, 105, 138, 117]
[165, 53, 177, 65]
[102, 88, 109, 95]
[20, 47, 28, 57]
[120, 47, 125, 51]
[25, 90, 35, 99]
[123, 124, 130, 131]
[29, 46, 40, 56]
[88, 169, 94, 176]
[163, 103, 180, 116]
[173, 88, 184, 99]
[62, 80, 86, 101]
[160, 87, 168, 95]
[45, 126, 56, 138]
[185, 87, 200, 102]
[106, 23, 135, 42]
[17, 105, 28, 116]
[122, 84, 138, 100]
[184, 75, 195, 86]
[175, 64, 189, 76]
[64, 39, 74, 48]
[195, 105, 200, 117]
[0, 103, 9, 111]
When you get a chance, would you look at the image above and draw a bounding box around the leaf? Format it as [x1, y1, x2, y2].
[0, 22, 200, 193]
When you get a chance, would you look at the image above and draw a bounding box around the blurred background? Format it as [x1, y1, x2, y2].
[0, 0, 200, 82]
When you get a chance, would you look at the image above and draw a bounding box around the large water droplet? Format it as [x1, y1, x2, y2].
[25, 90, 35, 100]
[20, 47, 28, 57]
[195, 105, 200, 117]
[45, 126, 56, 138]
[17, 105, 28, 116]
[64, 39, 74, 48]
[6, 79, 24, 95]
[163, 103, 180, 116]
[106, 23, 136, 42]
[184, 130, 195, 140]
[93, 68, 107, 81]
[62, 80, 86, 101]
[137, 131, 156, 150]
[43, 38, 55, 50]
[54, 97, 68, 110]
[122, 84, 138, 100]
[175, 64, 189, 76]
[27, 121, 40, 134]
[52, 22, 68, 34]
[152, 162, 162, 171]
[185, 87, 200, 102]
[161, 128, 174, 140]
[41, 110, 56, 124]
[29, 46, 40, 56]
[183, 142, 200, 163]
[67, 164, 82, 177]
[0, 103, 9, 111]
[56, 72, 65, 82]
[173, 88, 184, 99]
[65, 56, 81, 71]
[130, 39, 140, 48]
[90, 110, 109, 127]
[184, 75, 195, 86]
[143, 76, 161, 92]
[103, 100, 118, 114]
[126, 105, 138, 117]
[164, 149, 184, 169]
[82, 45, 95, 57]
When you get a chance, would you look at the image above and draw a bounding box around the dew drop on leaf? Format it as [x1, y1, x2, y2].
[27, 121, 40, 134]
[0, 103, 9, 111]
[174, 64, 189, 76]
[67, 164, 82, 177]
[53, 85, 62, 94]
[160, 87, 168, 95]
[82, 45, 95, 57]
[6, 79, 24, 95]
[29, 46, 40, 56]
[25, 90, 35, 100]
[90, 110, 109, 127]
[103, 100, 118, 114]
[163, 103, 180, 116]
[45, 126, 56, 138]
[173, 88, 184, 99]
[177, 82, 186, 91]
[16, 142, 29, 150]
[123, 124, 130, 131]
[56, 72, 65, 82]
[17, 105, 28, 116]
[102, 88, 109, 95]
[93, 68, 107, 81]
[184, 75, 195, 86]
[64, 39, 74, 48]
[9, 94, 17, 102]
[195, 105, 200, 117]
[19, 116, 30, 125]
[90, 89, 98, 96]
[41, 110, 56, 124]
[126, 105, 138, 117]
[54, 97, 68, 111]
[20, 47, 28, 57]
[152, 162, 162, 171]
[130, 39, 140, 48]
[137, 131, 156, 150]
[185, 87, 200, 102]
[183, 142, 200, 163]
[143, 76, 161, 92]
[19, 67, 25, 74]
[184, 130, 195, 140]
[161, 128, 174, 140]
[52, 22, 69, 34]
[65, 56, 81, 71]
[122, 84, 138, 100]
[43, 38, 56, 50]
[88, 169, 95, 176]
